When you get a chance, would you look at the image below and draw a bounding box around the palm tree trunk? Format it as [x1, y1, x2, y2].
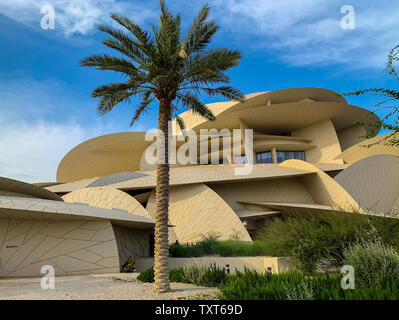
[154, 97, 171, 293]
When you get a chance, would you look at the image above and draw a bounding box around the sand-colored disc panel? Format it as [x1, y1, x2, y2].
[56, 132, 151, 182]
[146, 183, 252, 243]
[279, 159, 363, 212]
[335, 133, 399, 164]
[62, 187, 151, 219]
[334, 154, 399, 215]
[0, 176, 62, 201]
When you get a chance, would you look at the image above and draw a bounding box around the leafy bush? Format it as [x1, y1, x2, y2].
[169, 244, 204, 257]
[137, 266, 188, 283]
[257, 216, 330, 273]
[170, 268, 187, 283]
[343, 241, 399, 288]
[182, 263, 208, 285]
[201, 263, 228, 287]
[200, 233, 219, 255]
[285, 279, 314, 300]
[182, 263, 227, 287]
[219, 269, 304, 300]
[169, 238, 272, 258]
[218, 268, 399, 300]
[257, 212, 399, 273]
[169, 233, 219, 257]
[137, 266, 155, 282]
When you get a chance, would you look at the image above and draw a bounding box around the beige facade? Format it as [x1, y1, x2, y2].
[0, 87, 396, 277]
[45, 87, 397, 244]
[0, 177, 154, 278]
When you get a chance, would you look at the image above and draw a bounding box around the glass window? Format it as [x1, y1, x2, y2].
[234, 155, 248, 164]
[295, 151, 306, 161]
[256, 151, 273, 163]
[276, 151, 306, 163]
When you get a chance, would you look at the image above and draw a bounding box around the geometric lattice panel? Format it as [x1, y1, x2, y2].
[0, 218, 119, 277]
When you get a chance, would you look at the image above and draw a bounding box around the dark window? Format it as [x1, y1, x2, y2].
[276, 151, 306, 162]
[256, 151, 273, 163]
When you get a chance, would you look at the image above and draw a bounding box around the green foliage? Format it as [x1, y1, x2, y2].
[343, 241, 399, 288]
[182, 263, 207, 285]
[257, 216, 328, 273]
[257, 212, 399, 274]
[218, 269, 399, 300]
[137, 266, 188, 283]
[343, 44, 399, 147]
[169, 267, 187, 283]
[138, 263, 226, 286]
[169, 233, 272, 258]
[169, 244, 204, 257]
[137, 266, 155, 282]
[200, 263, 228, 287]
[285, 279, 314, 300]
[183, 263, 227, 287]
[80, 1, 244, 129]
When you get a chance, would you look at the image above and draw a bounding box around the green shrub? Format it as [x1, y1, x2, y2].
[182, 263, 227, 287]
[201, 263, 228, 286]
[137, 266, 189, 283]
[218, 269, 399, 300]
[169, 239, 273, 258]
[182, 263, 207, 285]
[343, 241, 399, 288]
[257, 216, 330, 273]
[200, 233, 219, 255]
[170, 267, 187, 283]
[220, 269, 298, 300]
[257, 212, 399, 274]
[249, 241, 273, 256]
[137, 266, 155, 282]
[285, 279, 314, 300]
[217, 243, 234, 257]
[169, 233, 220, 257]
[169, 244, 204, 257]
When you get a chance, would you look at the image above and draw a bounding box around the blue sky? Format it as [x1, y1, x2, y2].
[0, 0, 397, 182]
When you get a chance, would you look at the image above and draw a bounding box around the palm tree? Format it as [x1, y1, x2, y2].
[81, 1, 243, 293]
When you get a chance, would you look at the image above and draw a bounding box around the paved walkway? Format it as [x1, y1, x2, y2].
[0, 273, 219, 300]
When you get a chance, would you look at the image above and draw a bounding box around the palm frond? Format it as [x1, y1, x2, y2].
[92, 83, 135, 115]
[202, 86, 244, 102]
[175, 115, 186, 131]
[177, 92, 215, 121]
[185, 5, 218, 54]
[110, 12, 157, 61]
[130, 91, 155, 126]
[80, 54, 137, 76]
[82, 3, 243, 133]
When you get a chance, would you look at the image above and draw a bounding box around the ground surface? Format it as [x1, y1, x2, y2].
[0, 273, 219, 300]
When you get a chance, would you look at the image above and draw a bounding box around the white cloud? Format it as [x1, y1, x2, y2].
[0, 0, 156, 36]
[0, 119, 96, 182]
[0, 77, 139, 183]
[1, 0, 397, 67]
[210, 0, 399, 68]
